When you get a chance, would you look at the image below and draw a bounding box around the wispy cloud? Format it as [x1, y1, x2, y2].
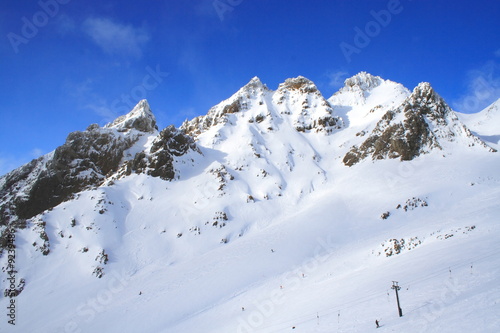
[453, 61, 500, 113]
[326, 70, 349, 89]
[63, 78, 120, 124]
[30, 148, 44, 158]
[82, 17, 150, 58]
[495, 49, 500, 57]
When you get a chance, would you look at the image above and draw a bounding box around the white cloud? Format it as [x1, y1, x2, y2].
[326, 70, 349, 89]
[30, 148, 44, 158]
[82, 17, 150, 58]
[63, 78, 120, 124]
[83, 100, 120, 123]
[495, 49, 500, 57]
[453, 61, 500, 113]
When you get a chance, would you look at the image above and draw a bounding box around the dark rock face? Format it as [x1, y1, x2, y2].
[343, 83, 493, 166]
[125, 125, 200, 181]
[0, 126, 139, 225]
[278, 76, 319, 94]
[0, 102, 198, 234]
[147, 125, 199, 180]
[343, 108, 439, 166]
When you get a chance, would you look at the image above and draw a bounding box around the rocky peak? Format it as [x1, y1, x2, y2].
[404, 82, 453, 126]
[106, 99, 158, 133]
[277, 76, 319, 94]
[122, 125, 199, 181]
[343, 72, 382, 92]
[240, 76, 268, 94]
[410, 82, 443, 106]
[342, 82, 495, 167]
[0, 114, 197, 232]
[181, 77, 270, 137]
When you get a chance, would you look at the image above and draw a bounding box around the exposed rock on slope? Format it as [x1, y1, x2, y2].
[274, 76, 343, 134]
[0, 73, 495, 252]
[123, 125, 199, 180]
[181, 76, 343, 138]
[106, 99, 158, 133]
[0, 100, 197, 230]
[343, 82, 496, 166]
[182, 77, 269, 137]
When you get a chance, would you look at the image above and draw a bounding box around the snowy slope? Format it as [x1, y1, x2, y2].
[328, 72, 410, 128]
[458, 98, 500, 150]
[0, 73, 499, 333]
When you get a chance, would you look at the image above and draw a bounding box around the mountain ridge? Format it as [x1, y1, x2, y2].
[1, 72, 496, 235]
[0, 72, 499, 333]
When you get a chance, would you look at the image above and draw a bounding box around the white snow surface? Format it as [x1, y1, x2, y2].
[458, 98, 500, 150]
[1, 74, 500, 333]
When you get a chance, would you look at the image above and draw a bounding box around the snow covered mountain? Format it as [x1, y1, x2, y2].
[1, 73, 499, 333]
[458, 97, 500, 150]
[343, 81, 495, 166]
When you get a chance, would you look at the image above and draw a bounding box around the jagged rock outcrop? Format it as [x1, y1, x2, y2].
[329, 72, 385, 107]
[274, 76, 343, 134]
[343, 82, 495, 166]
[0, 100, 196, 235]
[106, 99, 158, 133]
[343, 71, 383, 93]
[0, 74, 495, 255]
[123, 125, 200, 180]
[182, 76, 343, 138]
[182, 77, 269, 137]
[0, 127, 139, 229]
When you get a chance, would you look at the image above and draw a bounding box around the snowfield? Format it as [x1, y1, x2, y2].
[1, 73, 499, 332]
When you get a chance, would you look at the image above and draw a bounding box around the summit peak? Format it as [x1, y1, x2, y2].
[408, 82, 446, 108]
[239, 76, 268, 94]
[413, 82, 435, 96]
[343, 72, 382, 91]
[106, 99, 158, 133]
[278, 76, 318, 93]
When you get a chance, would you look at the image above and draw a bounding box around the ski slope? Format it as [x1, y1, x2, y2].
[1, 73, 499, 332]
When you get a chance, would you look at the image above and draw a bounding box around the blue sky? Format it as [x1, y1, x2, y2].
[1, 0, 499, 175]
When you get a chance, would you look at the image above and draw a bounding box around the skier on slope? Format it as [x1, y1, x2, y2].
[375, 319, 380, 328]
